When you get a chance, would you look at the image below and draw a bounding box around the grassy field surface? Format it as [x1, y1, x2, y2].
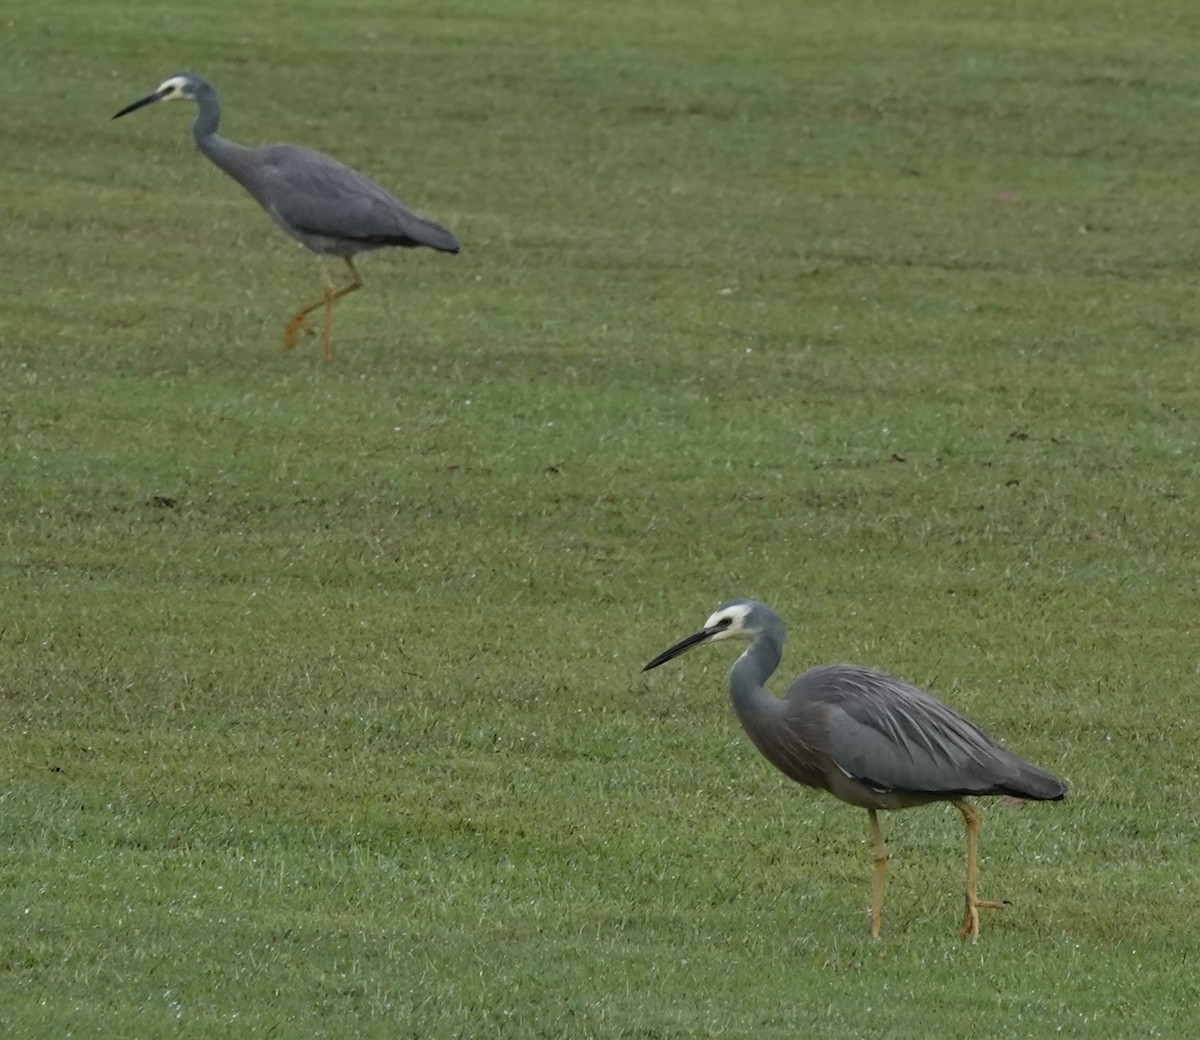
[3, 0, 1199, 1035]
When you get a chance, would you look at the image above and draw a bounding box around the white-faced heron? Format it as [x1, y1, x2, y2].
[643, 599, 1066, 939]
[113, 73, 459, 360]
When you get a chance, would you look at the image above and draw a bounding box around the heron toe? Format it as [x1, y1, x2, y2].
[958, 895, 1010, 940]
[283, 313, 315, 350]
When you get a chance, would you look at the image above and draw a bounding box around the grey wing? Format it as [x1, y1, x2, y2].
[798, 666, 1065, 799]
[255, 145, 459, 253]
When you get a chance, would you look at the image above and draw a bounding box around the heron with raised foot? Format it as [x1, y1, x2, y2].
[643, 598, 1066, 939]
[113, 72, 459, 360]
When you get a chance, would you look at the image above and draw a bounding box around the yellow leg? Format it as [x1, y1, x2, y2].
[282, 258, 364, 360]
[868, 808, 887, 939]
[953, 800, 1008, 940]
[282, 290, 324, 352]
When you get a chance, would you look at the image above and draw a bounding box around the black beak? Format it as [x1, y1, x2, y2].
[112, 87, 171, 120]
[643, 625, 721, 671]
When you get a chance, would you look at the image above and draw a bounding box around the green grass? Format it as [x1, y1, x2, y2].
[3, 0, 1200, 1035]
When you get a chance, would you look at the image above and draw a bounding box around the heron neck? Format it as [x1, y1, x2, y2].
[728, 633, 783, 719]
[197, 131, 254, 181]
[193, 120, 260, 194]
[190, 83, 221, 142]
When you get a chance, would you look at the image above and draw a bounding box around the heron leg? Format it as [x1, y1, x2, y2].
[868, 809, 888, 939]
[283, 294, 324, 352]
[318, 258, 363, 361]
[282, 258, 363, 360]
[953, 799, 1008, 940]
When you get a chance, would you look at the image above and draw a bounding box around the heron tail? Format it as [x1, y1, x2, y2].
[1006, 762, 1068, 801]
[405, 215, 460, 254]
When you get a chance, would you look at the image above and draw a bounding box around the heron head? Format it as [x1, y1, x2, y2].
[642, 598, 760, 671]
[112, 73, 204, 120]
[153, 74, 200, 103]
[702, 600, 757, 641]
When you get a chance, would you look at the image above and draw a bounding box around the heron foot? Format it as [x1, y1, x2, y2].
[283, 313, 316, 350]
[958, 895, 1010, 940]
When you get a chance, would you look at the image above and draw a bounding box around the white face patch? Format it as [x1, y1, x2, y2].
[156, 76, 191, 101]
[703, 601, 753, 641]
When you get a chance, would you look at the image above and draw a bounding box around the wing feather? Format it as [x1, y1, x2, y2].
[253, 144, 458, 252]
[789, 665, 1064, 799]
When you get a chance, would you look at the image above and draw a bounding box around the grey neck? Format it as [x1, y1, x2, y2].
[190, 82, 221, 143]
[190, 86, 257, 190]
[728, 630, 784, 718]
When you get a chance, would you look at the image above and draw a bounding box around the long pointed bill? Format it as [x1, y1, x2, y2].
[643, 626, 721, 672]
[112, 87, 171, 120]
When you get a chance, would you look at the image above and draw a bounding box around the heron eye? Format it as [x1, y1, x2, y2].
[716, 617, 733, 628]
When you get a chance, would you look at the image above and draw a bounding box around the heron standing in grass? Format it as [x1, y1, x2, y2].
[113, 72, 459, 360]
[643, 599, 1066, 939]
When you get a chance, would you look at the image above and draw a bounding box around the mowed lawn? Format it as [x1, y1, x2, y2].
[3, 0, 1199, 1036]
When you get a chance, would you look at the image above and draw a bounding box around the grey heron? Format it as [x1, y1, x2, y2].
[113, 72, 459, 360]
[643, 599, 1066, 939]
